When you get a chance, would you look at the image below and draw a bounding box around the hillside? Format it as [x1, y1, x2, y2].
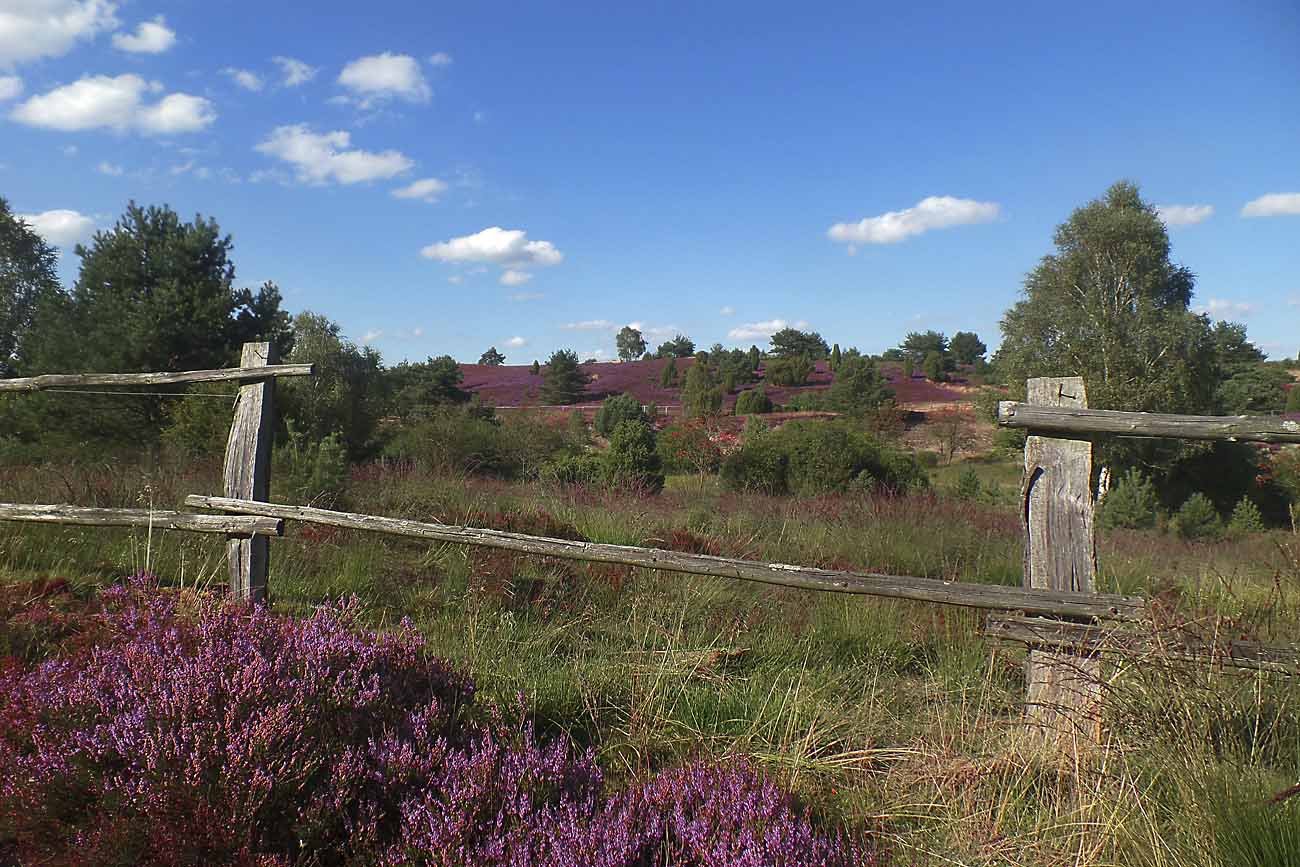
[460, 357, 975, 411]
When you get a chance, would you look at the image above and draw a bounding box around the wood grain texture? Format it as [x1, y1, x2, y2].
[0, 364, 313, 392]
[222, 343, 278, 602]
[985, 616, 1300, 675]
[1021, 377, 1103, 741]
[0, 503, 282, 536]
[184, 494, 1146, 620]
[998, 402, 1300, 444]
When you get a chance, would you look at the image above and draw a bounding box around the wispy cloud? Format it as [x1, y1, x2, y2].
[1156, 204, 1214, 226]
[1242, 193, 1300, 218]
[828, 196, 999, 247]
[563, 320, 613, 331]
[1195, 298, 1255, 319]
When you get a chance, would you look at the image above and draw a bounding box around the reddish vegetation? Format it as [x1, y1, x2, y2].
[462, 358, 971, 411]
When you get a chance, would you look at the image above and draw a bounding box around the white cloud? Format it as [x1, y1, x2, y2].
[728, 319, 796, 341]
[719, 305, 735, 316]
[97, 160, 123, 175]
[509, 291, 543, 302]
[391, 177, 447, 203]
[828, 196, 1000, 246]
[1157, 204, 1214, 226]
[420, 227, 563, 274]
[500, 269, 532, 287]
[111, 15, 174, 54]
[428, 52, 453, 67]
[361, 329, 383, 344]
[506, 336, 527, 348]
[1242, 193, 1300, 218]
[0, 75, 22, 101]
[0, 0, 119, 69]
[628, 322, 679, 339]
[1195, 298, 1255, 319]
[10, 74, 214, 134]
[223, 67, 264, 92]
[337, 52, 429, 106]
[17, 208, 95, 246]
[272, 56, 317, 87]
[563, 320, 613, 331]
[255, 124, 414, 185]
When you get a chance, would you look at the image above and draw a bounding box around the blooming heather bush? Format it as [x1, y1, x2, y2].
[0, 578, 878, 866]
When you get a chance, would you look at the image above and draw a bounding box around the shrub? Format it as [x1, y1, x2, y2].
[1099, 468, 1161, 530]
[1173, 492, 1223, 540]
[659, 357, 678, 389]
[1287, 384, 1300, 412]
[765, 354, 814, 387]
[276, 424, 349, 506]
[161, 384, 237, 457]
[657, 421, 722, 474]
[782, 391, 826, 412]
[734, 386, 773, 415]
[604, 419, 665, 494]
[384, 406, 571, 480]
[541, 452, 605, 487]
[954, 467, 982, 500]
[721, 420, 928, 497]
[682, 363, 724, 419]
[0, 580, 877, 866]
[541, 349, 589, 404]
[915, 450, 941, 469]
[1228, 496, 1266, 535]
[922, 350, 946, 382]
[594, 393, 646, 437]
[825, 356, 893, 417]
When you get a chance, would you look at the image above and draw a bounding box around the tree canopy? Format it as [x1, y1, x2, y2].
[899, 330, 947, 361]
[0, 196, 60, 377]
[769, 327, 829, 360]
[478, 347, 506, 366]
[949, 332, 987, 365]
[655, 334, 695, 358]
[616, 326, 647, 362]
[541, 349, 588, 404]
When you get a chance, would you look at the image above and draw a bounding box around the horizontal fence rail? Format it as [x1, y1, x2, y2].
[185, 495, 1146, 620]
[0, 363, 315, 393]
[0, 503, 284, 537]
[998, 402, 1300, 444]
[986, 615, 1300, 675]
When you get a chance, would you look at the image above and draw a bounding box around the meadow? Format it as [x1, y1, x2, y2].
[3, 448, 1299, 866]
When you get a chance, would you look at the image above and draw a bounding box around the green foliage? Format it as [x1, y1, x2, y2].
[660, 357, 678, 389]
[953, 468, 982, 501]
[615, 325, 647, 362]
[275, 424, 349, 506]
[604, 419, 664, 493]
[1, 196, 61, 377]
[656, 420, 721, 474]
[747, 345, 761, 370]
[384, 405, 574, 480]
[765, 354, 813, 387]
[655, 334, 695, 358]
[769, 327, 829, 360]
[387, 354, 469, 419]
[541, 349, 588, 405]
[530, 360, 541, 376]
[922, 351, 946, 382]
[721, 420, 928, 497]
[681, 362, 724, 419]
[1228, 497, 1266, 535]
[830, 343, 842, 371]
[541, 452, 605, 487]
[281, 312, 388, 459]
[899, 330, 947, 361]
[901, 358, 914, 380]
[949, 331, 987, 365]
[734, 386, 773, 415]
[1173, 493, 1222, 540]
[594, 393, 646, 437]
[825, 356, 892, 417]
[478, 346, 506, 366]
[1217, 365, 1291, 414]
[1286, 385, 1300, 412]
[159, 385, 237, 458]
[1099, 469, 1161, 530]
[1203, 772, 1300, 867]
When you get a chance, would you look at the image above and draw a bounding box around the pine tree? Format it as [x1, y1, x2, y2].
[540, 350, 588, 404]
[530, 360, 540, 375]
[830, 343, 842, 371]
[682, 362, 723, 418]
[660, 357, 678, 388]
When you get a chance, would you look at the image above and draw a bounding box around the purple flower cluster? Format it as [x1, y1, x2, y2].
[0, 578, 880, 866]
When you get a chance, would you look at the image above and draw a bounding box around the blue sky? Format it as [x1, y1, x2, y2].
[2, 0, 1298, 363]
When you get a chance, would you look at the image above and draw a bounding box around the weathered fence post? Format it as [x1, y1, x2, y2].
[224, 342, 277, 602]
[1021, 376, 1102, 741]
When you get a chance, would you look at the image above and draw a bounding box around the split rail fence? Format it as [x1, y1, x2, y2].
[4, 348, 1300, 741]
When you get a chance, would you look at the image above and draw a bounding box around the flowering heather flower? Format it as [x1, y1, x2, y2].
[0, 577, 880, 866]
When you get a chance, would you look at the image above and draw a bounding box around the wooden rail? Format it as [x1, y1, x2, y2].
[986, 615, 1300, 675]
[184, 495, 1146, 620]
[0, 503, 283, 537]
[998, 402, 1300, 444]
[0, 363, 314, 392]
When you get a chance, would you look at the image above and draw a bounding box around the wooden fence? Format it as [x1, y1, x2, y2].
[3, 355, 1299, 742]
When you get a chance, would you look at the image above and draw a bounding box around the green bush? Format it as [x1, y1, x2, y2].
[781, 391, 826, 412]
[915, 450, 941, 469]
[954, 468, 982, 501]
[594, 393, 646, 437]
[1228, 497, 1266, 535]
[541, 452, 605, 487]
[765, 355, 813, 387]
[1099, 469, 1161, 530]
[604, 419, 664, 494]
[160, 385, 237, 458]
[275, 425, 348, 506]
[720, 420, 928, 497]
[1172, 492, 1222, 540]
[656, 421, 721, 474]
[383, 405, 572, 480]
[734, 386, 773, 415]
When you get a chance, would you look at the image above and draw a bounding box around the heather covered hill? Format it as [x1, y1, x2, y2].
[460, 357, 971, 410]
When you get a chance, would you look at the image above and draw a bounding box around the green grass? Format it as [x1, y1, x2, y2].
[3, 456, 1300, 865]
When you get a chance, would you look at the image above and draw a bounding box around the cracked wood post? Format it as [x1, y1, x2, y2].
[1022, 376, 1102, 742]
[224, 342, 277, 601]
